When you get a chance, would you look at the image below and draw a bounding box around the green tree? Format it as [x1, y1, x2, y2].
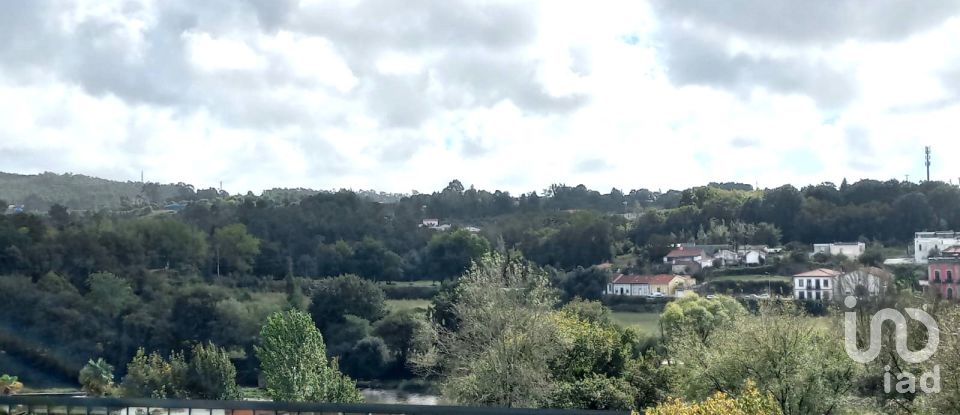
[660, 294, 746, 343]
[86, 272, 137, 318]
[373, 310, 428, 367]
[212, 223, 261, 275]
[424, 228, 490, 280]
[309, 274, 387, 330]
[255, 310, 362, 403]
[668, 303, 858, 415]
[413, 254, 560, 407]
[183, 342, 241, 400]
[120, 348, 187, 398]
[559, 266, 610, 301]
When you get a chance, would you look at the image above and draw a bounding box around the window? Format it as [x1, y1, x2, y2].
[949, 288, 954, 300]
[799, 291, 805, 300]
[815, 279, 821, 289]
[797, 279, 804, 288]
[824, 279, 830, 288]
[936, 270, 942, 282]
[949, 270, 954, 282]
[815, 291, 821, 300]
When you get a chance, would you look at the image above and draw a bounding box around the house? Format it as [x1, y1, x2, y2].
[837, 267, 894, 299]
[664, 247, 714, 270]
[714, 249, 739, 266]
[421, 218, 440, 227]
[813, 242, 866, 259]
[927, 246, 960, 299]
[742, 250, 766, 266]
[793, 268, 842, 301]
[606, 274, 696, 297]
[915, 231, 960, 264]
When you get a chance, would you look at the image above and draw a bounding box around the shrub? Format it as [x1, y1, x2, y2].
[183, 343, 241, 400]
[120, 349, 186, 398]
[381, 285, 439, 300]
[79, 358, 116, 396]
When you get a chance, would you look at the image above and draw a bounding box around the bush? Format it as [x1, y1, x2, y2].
[601, 295, 671, 313]
[381, 285, 439, 300]
[340, 337, 394, 380]
[309, 275, 386, 330]
[120, 349, 186, 398]
[182, 343, 241, 400]
[79, 358, 116, 396]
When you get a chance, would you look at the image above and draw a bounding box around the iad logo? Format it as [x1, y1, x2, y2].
[843, 296, 940, 393]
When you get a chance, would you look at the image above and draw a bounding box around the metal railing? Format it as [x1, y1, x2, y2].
[0, 396, 633, 415]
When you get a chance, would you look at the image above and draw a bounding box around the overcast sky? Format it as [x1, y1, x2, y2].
[2, 0, 960, 194]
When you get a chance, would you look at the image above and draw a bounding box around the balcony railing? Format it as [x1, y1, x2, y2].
[0, 396, 633, 415]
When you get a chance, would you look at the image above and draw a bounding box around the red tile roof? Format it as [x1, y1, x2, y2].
[611, 274, 678, 285]
[944, 245, 960, 254]
[666, 247, 705, 258]
[793, 268, 842, 278]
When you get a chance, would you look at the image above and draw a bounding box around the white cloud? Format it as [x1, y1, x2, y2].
[1, 0, 960, 195]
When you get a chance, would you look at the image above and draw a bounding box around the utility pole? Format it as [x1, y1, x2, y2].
[925, 146, 932, 182]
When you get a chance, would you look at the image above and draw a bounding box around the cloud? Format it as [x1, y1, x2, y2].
[650, 0, 960, 45]
[1, 0, 960, 194]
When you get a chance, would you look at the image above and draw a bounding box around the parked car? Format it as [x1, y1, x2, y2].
[706, 294, 717, 299]
[649, 292, 666, 298]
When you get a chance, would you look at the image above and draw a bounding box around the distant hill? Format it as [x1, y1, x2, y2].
[0, 172, 192, 211]
[0, 171, 408, 212]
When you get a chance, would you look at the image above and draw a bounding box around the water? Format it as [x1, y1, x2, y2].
[361, 388, 445, 405]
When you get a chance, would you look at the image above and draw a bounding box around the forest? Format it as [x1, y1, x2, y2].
[3, 174, 960, 413]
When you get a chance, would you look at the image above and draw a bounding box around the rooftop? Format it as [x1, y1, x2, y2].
[611, 274, 677, 285]
[793, 268, 843, 278]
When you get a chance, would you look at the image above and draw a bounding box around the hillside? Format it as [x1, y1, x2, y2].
[0, 172, 189, 211]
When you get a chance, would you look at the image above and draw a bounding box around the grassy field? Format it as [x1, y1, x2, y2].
[386, 299, 432, 313]
[610, 311, 661, 335]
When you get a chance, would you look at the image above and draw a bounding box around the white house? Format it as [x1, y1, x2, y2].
[793, 268, 842, 301]
[836, 267, 893, 299]
[421, 218, 440, 227]
[915, 231, 960, 264]
[714, 249, 739, 266]
[607, 274, 652, 296]
[813, 242, 866, 259]
[742, 250, 766, 266]
[664, 247, 714, 268]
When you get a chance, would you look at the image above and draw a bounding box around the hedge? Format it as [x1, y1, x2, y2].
[381, 285, 440, 300]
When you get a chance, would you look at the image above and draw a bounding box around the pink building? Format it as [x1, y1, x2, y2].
[928, 246, 960, 299]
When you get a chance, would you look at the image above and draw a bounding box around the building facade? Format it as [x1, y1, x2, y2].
[813, 242, 866, 259]
[606, 274, 696, 297]
[915, 231, 960, 264]
[928, 246, 960, 300]
[793, 268, 841, 301]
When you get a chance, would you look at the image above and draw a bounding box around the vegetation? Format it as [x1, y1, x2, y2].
[646, 380, 783, 415]
[6, 175, 960, 410]
[255, 310, 362, 403]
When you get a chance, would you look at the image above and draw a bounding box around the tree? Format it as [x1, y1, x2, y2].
[340, 336, 394, 380]
[120, 348, 187, 398]
[373, 310, 428, 368]
[212, 223, 261, 275]
[48, 203, 70, 228]
[255, 310, 362, 403]
[413, 254, 561, 407]
[859, 246, 886, 267]
[668, 303, 859, 415]
[424, 228, 490, 280]
[79, 358, 116, 396]
[182, 343, 241, 400]
[86, 272, 137, 318]
[559, 266, 610, 301]
[660, 294, 746, 343]
[309, 274, 387, 331]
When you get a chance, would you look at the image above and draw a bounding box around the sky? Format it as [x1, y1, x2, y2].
[2, 0, 960, 195]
